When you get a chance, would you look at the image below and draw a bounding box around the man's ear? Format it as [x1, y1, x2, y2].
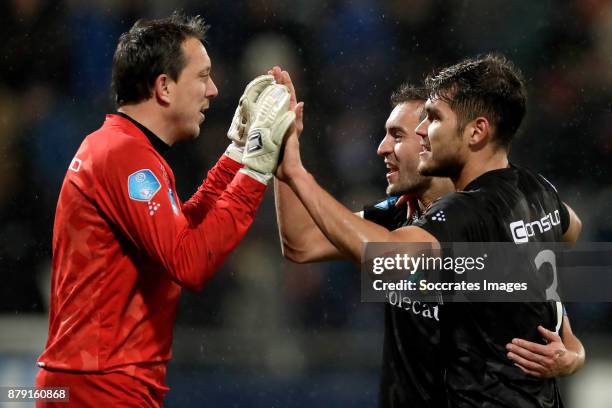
[467, 117, 491, 148]
[153, 74, 172, 105]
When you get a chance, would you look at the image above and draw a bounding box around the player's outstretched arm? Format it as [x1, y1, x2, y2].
[269, 66, 355, 263]
[274, 177, 352, 263]
[276, 122, 436, 264]
[505, 317, 585, 378]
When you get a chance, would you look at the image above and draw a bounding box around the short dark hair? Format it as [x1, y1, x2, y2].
[111, 12, 209, 106]
[390, 83, 428, 107]
[425, 54, 527, 148]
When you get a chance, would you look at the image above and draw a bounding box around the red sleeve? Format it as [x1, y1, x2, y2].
[182, 154, 242, 227]
[95, 141, 265, 291]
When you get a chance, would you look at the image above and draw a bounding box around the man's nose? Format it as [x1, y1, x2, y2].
[377, 134, 394, 157]
[207, 77, 219, 98]
[415, 118, 429, 139]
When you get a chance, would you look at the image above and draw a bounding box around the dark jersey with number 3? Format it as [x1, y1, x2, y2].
[364, 197, 445, 408]
[413, 166, 570, 408]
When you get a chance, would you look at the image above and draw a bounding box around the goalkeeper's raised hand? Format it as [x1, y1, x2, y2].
[240, 84, 295, 184]
[224, 74, 275, 162]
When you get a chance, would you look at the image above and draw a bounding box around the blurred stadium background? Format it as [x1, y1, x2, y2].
[0, 0, 610, 406]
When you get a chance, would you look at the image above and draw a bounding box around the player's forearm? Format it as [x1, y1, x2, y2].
[562, 329, 586, 374]
[274, 177, 343, 262]
[287, 168, 393, 264]
[170, 172, 265, 291]
[182, 154, 242, 226]
[274, 177, 312, 251]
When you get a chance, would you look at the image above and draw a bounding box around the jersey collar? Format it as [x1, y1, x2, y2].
[114, 112, 171, 156]
[463, 165, 516, 192]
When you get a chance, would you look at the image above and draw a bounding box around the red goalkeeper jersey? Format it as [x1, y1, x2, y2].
[37, 114, 265, 395]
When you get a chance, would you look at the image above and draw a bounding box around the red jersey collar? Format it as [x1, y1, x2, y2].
[105, 113, 171, 157]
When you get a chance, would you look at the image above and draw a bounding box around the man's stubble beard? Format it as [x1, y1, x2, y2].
[418, 155, 463, 179]
[386, 175, 431, 197]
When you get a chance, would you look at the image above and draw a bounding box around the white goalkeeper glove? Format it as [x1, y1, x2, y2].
[240, 84, 295, 184]
[224, 74, 275, 162]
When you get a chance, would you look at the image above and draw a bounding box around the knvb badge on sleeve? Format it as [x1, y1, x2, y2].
[127, 169, 161, 202]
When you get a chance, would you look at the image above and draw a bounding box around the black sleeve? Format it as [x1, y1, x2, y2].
[537, 174, 570, 234]
[559, 201, 570, 234]
[412, 193, 478, 242]
[363, 196, 407, 230]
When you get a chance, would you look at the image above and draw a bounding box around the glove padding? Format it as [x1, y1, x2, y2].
[240, 84, 295, 184]
[225, 75, 275, 162]
[227, 74, 275, 141]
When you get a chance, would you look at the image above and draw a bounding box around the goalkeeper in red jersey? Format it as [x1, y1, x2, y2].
[35, 13, 295, 407]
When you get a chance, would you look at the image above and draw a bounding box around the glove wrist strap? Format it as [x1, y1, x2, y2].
[239, 167, 272, 185]
[224, 143, 244, 163]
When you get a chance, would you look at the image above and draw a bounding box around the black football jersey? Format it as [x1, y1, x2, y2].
[364, 196, 445, 408]
[413, 166, 569, 408]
